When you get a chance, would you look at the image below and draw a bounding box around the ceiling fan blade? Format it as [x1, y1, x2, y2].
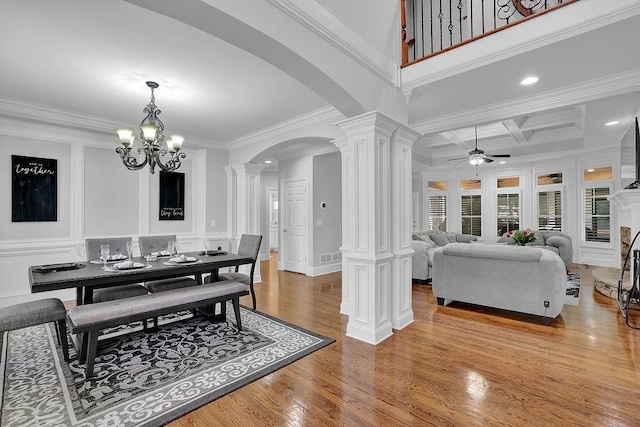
[447, 157, 469, 161]
[485, 154, 511, 158]
[483, 157, 494, 163]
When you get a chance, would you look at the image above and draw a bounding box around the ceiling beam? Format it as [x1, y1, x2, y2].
[502, 118, 532, 143]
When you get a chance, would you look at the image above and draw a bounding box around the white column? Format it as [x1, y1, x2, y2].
[226, 163, 266, 282]
[390, 126, 420, 329]
[336, 111, 420, 344]
[331, 137, 350, 315]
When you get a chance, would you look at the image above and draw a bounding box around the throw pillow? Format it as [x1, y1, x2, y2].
[413, 232, 437, 248]
[426, 230, 450, 246]
[445, 232, 457, 243]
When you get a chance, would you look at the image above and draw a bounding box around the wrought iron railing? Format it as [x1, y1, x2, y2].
[401, 0, 580, 66]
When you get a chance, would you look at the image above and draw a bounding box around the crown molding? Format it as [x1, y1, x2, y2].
[0, 97, 227, 150]
[402, 1, 640, 97]
[412, 68, 640, 134]
[227, 105, 344, 150]
[265, 0, 399, 88]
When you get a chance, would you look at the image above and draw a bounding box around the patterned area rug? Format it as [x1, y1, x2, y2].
[0, 305, 334, 426]
[565, 273, 581, 306]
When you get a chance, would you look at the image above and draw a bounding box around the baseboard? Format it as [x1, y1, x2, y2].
[308, 262, 342, 276]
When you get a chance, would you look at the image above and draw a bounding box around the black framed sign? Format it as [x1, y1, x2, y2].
[12, 155, 57, 222]
[159, 171, 185, 221]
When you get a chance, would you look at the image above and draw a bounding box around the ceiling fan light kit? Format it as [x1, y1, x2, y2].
[448, 126, 511, 167]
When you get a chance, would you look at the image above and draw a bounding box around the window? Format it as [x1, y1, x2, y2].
[583, 187, 610, 243]
[428, 195, 446, 231]
[538, 190, 562, 231]
[461, 195, 482, 236]
[461, 179, 481, 190]
[428, 181, 447, 191]
[537, 173, 563, 185]
[497, 193, 519, 236]
[497, 177, 520, 188]
[584, 166, 612, 182]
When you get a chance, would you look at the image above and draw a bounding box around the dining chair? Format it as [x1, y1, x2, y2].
[137, 235, 197, 293]
[84, 237, 149, 304]
[206, 234, 262, 310]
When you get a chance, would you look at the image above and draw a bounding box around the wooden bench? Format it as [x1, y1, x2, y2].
[67, 281, 248, 377]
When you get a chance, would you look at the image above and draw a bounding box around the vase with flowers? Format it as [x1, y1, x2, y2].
[507, 229, 536, 246]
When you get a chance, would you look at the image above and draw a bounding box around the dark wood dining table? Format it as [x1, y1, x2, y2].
[29, 252, 254, 306]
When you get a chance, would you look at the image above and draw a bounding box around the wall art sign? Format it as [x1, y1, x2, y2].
[12, 155, 58, 222]
[159, 171, 185, 221]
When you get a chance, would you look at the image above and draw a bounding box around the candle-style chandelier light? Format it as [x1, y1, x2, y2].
[115, 81, 185, 174]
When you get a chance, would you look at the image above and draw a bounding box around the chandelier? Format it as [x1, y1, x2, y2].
[115, 81, 185, 174]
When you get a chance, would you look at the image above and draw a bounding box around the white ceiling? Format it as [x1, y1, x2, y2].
[0, 0, 328, 144]
[2, 0, 640, 170]
[408, 11, 640, 170]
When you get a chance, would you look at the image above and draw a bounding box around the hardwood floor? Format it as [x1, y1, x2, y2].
[169, 256, 640, 426]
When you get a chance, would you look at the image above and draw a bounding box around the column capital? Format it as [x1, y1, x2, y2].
[335, 110, 421, 143]
[331, 137, 348, 151]
[230, 162, 267, 176]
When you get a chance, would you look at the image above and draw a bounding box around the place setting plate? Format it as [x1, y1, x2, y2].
[90, 255, 129, 264]
[163, 256, 202, 266]
[104, 262, 152, 272]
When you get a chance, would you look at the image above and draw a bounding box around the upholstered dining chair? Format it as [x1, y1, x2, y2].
[137, 235, 197, 293]
[84, 237, 149, 304]
[206, 234, 262, 310]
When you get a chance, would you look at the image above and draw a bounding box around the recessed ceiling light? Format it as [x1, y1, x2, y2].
[587, 168, 595, 172]
[265, 160, 272, 164]
[605, 121, 619, 126]
[520, 76, 539, 86]
[499, 161, 506, 164]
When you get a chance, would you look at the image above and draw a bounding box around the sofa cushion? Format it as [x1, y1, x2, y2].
[426, 230, 450, 246]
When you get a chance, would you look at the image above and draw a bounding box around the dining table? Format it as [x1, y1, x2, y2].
[29, 251, 254, 306]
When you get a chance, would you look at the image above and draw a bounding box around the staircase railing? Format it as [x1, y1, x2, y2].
[401, 0, 580, 67]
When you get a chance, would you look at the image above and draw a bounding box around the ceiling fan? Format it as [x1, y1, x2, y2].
[448, 127, 511, 166]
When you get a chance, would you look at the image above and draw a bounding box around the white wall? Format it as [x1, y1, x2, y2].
[311, 152, 342, 274]
[316, 0, 400, 62]
[84, 146, 141, 237]
[0, 118, 229, 306]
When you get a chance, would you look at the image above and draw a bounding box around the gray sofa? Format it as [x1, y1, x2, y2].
[432, 243, 567, 322]
[497, 230, 572, 267]
[412, 230, 477, 281]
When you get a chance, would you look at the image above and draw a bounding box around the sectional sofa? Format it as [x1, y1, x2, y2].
[411, 230, 477, 281]
[497, 230, 572, 267]
[431, 243, 567, 322]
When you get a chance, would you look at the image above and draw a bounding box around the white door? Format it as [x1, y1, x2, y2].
[282, 178, 308, 274]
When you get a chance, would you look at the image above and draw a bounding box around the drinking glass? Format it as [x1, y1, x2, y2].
[168, 240, 176, 256]
[126, 241, 134, 260]
[203, 239, 210, 257]
[100, 244, 110, 269]
[75, 242, 85, 260]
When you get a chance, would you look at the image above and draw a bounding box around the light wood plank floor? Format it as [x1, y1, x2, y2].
[169, 255, 640, 426]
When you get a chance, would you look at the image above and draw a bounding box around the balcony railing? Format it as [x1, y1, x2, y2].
[401, 0, 580, 66]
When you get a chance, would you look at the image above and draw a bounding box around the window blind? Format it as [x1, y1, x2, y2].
[428, 195, 447, 231]
[538, 190, 562, 231]
[497, 193, 519, 236]
[584, 187, 610, 243]
[461, 194, 482, 236]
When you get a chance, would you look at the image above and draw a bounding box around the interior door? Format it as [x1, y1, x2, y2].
[282, 178, 308, 274]
[268, 189, 279, 250]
